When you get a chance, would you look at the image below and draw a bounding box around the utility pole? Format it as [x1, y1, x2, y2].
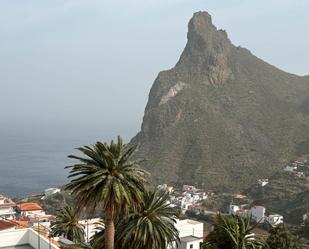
[37, 216, 40, 249]
[86, 219, 89, 243]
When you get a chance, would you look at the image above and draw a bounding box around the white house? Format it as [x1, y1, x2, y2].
[157, 184, 174, 193]
[29, 214, 56, 230]
[267, 214, 283, 226]
[284, 165, 297, 172]
[250, 205, 265, 223]
[0, 195, 16, 220]
[178, 236, 203, 249]
[17, 203, 45, 218]
[258, 179, 269, 187]
[302, 213, 309, 223]
[294, 172, 305, 178]
[229, 204, 265, 223]
[181, 194, 195, 213]
[175, 219, 204, 238]
[229, 205, 240, 215]
[79, 218, 102, 243]
[170, 219, 203, 249]
[182, 185, 196, 192]
[187, 204, 204, 215]
[0, 228, 60, 249]
[44, 188, 61, 197]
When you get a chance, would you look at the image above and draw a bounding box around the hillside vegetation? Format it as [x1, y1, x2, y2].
[247, 171, 309, 224]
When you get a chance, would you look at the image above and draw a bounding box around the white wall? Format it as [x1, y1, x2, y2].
[229, 205, 239, 215]
[250, 206, 265, 223]
[0, 229, 29, 247]
[0, 206, 15, 218]
[28, 229, 55, 249]
[178, 239, 203, 249]
[175, 219, 203, 238]
[0, 228, 59, 249]
[22, 210, 45, 217]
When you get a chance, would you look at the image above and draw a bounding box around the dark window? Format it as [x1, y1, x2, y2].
[190, 244, 193, 249]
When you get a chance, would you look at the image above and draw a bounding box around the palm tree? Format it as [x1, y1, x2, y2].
[89, 221, 105, 249]
[64, 136, 148, 249]
[90, 191, 180, 249]
[203, 214, 264, 249]
[265, 224, 301, 249]
[117, 190, 180, 249]
[50, 206, 85, 243]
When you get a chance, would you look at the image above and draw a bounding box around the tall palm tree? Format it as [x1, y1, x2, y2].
[64, 136, 148, 249]
[50, 206, 85, 243]
[90, 191, 180, 249]
[203, 214, 264, 249]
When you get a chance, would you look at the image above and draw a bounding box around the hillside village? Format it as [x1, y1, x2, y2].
[0, 191, 204, 249]
[1, 156, 309, 248]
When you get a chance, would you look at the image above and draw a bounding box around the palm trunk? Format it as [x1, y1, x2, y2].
[105, 207, 115, 249]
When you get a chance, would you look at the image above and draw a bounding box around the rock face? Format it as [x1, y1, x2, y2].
[131, 11, 309, 191]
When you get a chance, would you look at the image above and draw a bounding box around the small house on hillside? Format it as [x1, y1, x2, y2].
[44, 188, 61, 197]
[17, 203, 45, 218]
[173, 219, 204, 249]
[0, 194, 16, 220]
[182, 185, 197, 192]
[284, 165, 297, 172]
[267, 214, 283, 226]
[258, 179, 269, 187]
[229, 204, 266, 223]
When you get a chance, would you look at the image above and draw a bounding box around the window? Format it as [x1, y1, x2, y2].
[200, 242, 203, 249]
[190, 244, 193, 249]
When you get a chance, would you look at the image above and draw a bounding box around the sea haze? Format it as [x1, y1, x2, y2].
[0, 123, 132, 198]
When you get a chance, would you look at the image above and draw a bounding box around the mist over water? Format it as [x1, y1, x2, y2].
[0, 123, 136, 198]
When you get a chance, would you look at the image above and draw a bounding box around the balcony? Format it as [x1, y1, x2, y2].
[0, 229, 59, 249]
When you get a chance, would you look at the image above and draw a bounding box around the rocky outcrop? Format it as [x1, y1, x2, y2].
[131, 11, 309, 191]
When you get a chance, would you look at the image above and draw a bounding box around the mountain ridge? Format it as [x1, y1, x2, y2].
[131, 11, 309, 191]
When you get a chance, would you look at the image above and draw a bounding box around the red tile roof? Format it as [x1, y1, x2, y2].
[0, 202, 16, 207]
[19, 203, 43, 211]
[0, 220, 16, 230]
[15, 220, 30, 228]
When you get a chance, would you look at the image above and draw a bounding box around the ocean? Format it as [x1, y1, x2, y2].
[0, 124, 124, 198]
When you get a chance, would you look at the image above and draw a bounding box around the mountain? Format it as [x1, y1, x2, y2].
[131, 11, 309, 191]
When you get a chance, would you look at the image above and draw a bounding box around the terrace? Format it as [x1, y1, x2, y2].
[0, 229, 59, 249]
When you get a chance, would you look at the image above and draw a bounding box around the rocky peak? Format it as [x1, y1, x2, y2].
[188, 11, 227, 43]
[177, 11, 232, 85]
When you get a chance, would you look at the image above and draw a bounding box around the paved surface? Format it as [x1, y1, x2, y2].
[0, 245, 34, 249]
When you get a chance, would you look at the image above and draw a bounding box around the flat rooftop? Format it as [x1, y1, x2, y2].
[180, 236, 201, 242]
[0, 245, 34, 249]
[176, 219, 202, 225]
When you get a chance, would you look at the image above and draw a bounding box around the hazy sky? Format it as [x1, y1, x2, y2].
[1, 0, 308, 141]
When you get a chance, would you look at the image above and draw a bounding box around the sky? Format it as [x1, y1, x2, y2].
[0, 0, 308, 141]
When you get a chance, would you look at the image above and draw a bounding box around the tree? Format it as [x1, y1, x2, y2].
[265, 224, 301, 249]
[50, 206, 85, 243]
[89, 221, 105, 249]
[300, 218, 309, 239]
[117, 190, 180, 249]
[65, 136, 148, 249]
[90, 191, 180, 249]
[203, 214, 264, 249]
